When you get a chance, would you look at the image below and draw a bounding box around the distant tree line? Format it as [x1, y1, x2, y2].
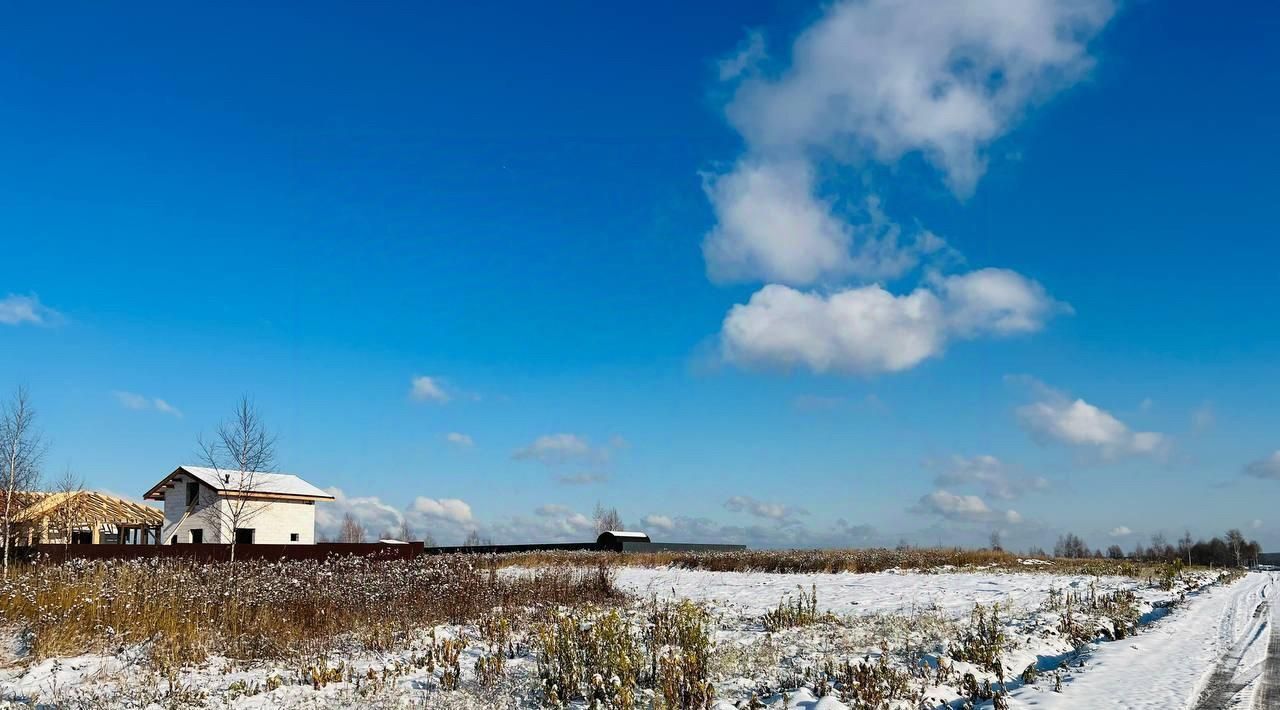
[1050, 528, 1262, 567]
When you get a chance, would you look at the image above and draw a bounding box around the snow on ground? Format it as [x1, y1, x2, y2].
[1011, 571, 1277, 710]
[0, 567, 1266, 709]
[611, 566, 1136, 618]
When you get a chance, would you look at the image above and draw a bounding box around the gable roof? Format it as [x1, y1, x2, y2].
[143, 466, 335, 502]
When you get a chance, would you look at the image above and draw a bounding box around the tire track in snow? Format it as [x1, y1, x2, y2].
[1258, 598, 1280, 709]
[1192, 574, 1274, 710]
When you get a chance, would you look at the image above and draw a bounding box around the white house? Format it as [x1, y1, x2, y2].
[143, 465, 334, 545]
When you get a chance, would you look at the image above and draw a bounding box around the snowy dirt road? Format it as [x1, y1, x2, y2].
[1012, 571, 1276, 710]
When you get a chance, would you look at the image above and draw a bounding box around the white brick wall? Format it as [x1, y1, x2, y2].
[160, 473, 317, 545]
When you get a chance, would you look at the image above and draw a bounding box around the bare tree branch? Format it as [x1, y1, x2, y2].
[1, 386, 47, 578]
[196, 396, 277, 563]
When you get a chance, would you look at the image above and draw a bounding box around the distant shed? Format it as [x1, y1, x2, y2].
[596, 530, 650, 551]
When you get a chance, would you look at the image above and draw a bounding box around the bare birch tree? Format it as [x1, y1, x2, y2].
[592, 503, 623, 535]
[338, 513, 366, 543]
[1, 387, 46, 578]
[197, 396, 276, 564]
[53, 466, 85, 550]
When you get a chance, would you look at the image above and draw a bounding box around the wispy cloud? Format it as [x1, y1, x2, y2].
[723, 495, 805, 524]
[409, 375, 450, 403]
[0, 294, 62, 327]
[445, 432, 474, 448]
[1244, 451, 1280, 481]
[931, 455, 1049, 501]
[112, 390, 182, 418]
[556, 472, 610, 486]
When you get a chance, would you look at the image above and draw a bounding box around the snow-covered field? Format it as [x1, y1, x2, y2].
[0, 567, 1271, 709]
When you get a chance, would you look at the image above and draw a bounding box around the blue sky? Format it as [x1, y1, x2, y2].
[2, 0, 1278, 549]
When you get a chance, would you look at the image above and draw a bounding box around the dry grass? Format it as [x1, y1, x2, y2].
[0, 556, 620, 665]
[490, 547, 1164, 577]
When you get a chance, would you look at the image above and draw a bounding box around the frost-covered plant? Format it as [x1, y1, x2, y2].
[761, 585, 828, 632]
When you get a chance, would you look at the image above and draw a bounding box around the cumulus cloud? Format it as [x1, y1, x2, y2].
[723, 0, 1113, 197]
[1244, 452, 1280, 481]
[721, 269, 1065, 374]
[1109, 526, 1133, 537]
[703, 0, 1113, 287]
[932, 455, 1049, 501]
[912, 489, 1021, 526]
[1015, 381, 1168, 459]
[409, 496, 473, 525]
[316, 488, 408, 541]
[703, 2, 1108, 373]
[703, 161, 949, 286]
[409, 375, 450, 403]
[112, 390, 183, 418]
[445, 432, 474, 448]
[0, 294, 62, 326]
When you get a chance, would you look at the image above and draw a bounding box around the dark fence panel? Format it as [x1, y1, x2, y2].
[13, 539, 747, 563]
[18, 542, 423, 563]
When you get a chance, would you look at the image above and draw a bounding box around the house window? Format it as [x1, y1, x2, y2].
[190, 529, 203, 544]
[186, 481, 199, 506]
[72, 530, 93, 545]
[290, 533, 300, 542]
[234, 528, 255, 545]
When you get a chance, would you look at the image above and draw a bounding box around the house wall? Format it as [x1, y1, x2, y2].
[162, 473, 222, 544]
[159, 473, 319, 545]
[210, 498, 316, 545]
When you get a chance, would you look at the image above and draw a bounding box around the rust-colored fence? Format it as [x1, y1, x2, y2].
[17, 542, 424, 563]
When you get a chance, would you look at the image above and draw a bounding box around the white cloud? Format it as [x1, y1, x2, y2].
[913, 489, 1022, 526]
[513, 433, 606, 466]
[702, 0, 1112, 289]
[723, 495, 804, 523]
[1244, 452, 1280, 481]
[1109, 526, 1133, 537]
[723, 0, 1113, 197]
[641, 514, 676, 531]
[409, 496, 473, 525]
[409, 376, 450, 403]
[112, 390, 182, 418]
[316, 488, 475, 542]
[702, 161, 946, 286]
[932, 455, 1049, 500]
[1251, 519, 1263, 530]
[0, 294, 61, 326]
[316, 487, 406, 541]
[445, 432, 474, 448]
[1016, 382, 1168, 459]
[535, 504, 573, 517]
[721, 269, 1065, 374]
